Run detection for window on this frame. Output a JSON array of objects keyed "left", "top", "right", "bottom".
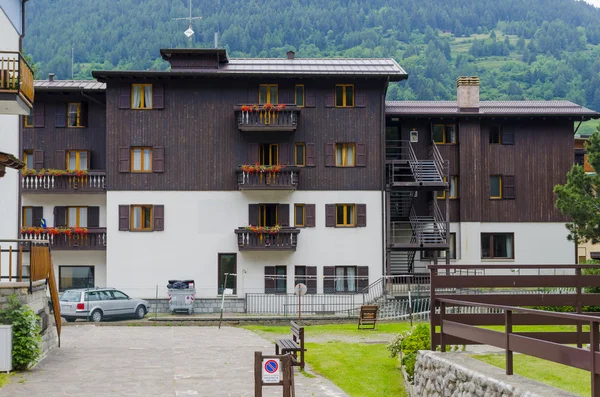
[
  {"left": 218, "top": 253, "right": 237, "bottom": 295},
  {"left": 275, "top": 266, "right": 287, "bottom": 294},
  {"left": 130, "top": 205, "right": 153, "bottom": 231},
  {"left": 259, "top": 144, "right": 278, "bottom": 166},
  {"left": 433, "top": 124, "right": 457, "bottom": 144},
  {"left": 23, "top": 151, "right": 33, "bottom": 169},
  {"left": 295, "top": 143, "right": 305, "bottom": 166},
  {"left": 67, "top": 103, "right": 82, "bottom": 127},
  {"left": 259, "top": 84, "right": 278, "bottom": 104},
  {"left": 110, "top": 290, "right": 129, "bottom": 300},
  {"left": 24, "top": 114, "right": 33, "bottom": 127},
  {"left": 490, "top": 175, "right": 502, "bottom": 199},
  {"left": 22, "top": 207, "right": 33, "bottom": 227},
  {"left": 335, "top": 84, "right": 354, "bottom": 107},
  {"left": 132, "top": 84, "right": 153, "bottom": 109},
  {"left": 489, "top": 125, "right": 501, "bottom": 144},
  {"left": 335, "top": 266, "right": 357, "bottom": 292},
  {"left": 336, "top": 204, "right": 355, "bottom": 227},
  {"left": 294, "top": 204, "right": 305, "bottom": 227},
  {"left": 67, "top": 207, "right": 88, "bottom": 227},
  {"left": 66, "top": 150, "right": 88, "bottom": 171},
  {"left": 294, "top": 266, "right": 316, "bottom": 294},
  {"left": 259, "top": 204, "right": 279, "bottom": 227},
  {"left": 481, "top": 233, "right": 514, "bottom": 259},
  {"left": 437, "top": 177, "right": 458, "bottom": 199},
  {"left": 335, "top": 143, "right": 355, "bottom": 167},
  {"left": 59, "top": 266, "right": 94, "bottom": 291},
  {"left": 423, "top": 232, "right": 457, "bottom": 260},
  {"left": 131, "top": 147, "right": 152, "bottom": 172},
  {"left": 295, "top": 85, "right": 304, "bottom": 107}
]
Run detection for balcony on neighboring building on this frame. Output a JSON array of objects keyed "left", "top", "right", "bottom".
[
  {"left": 22, "top": 171, "right": 106, "bottom": 193},
  {"left": 235, "top": 105, "right": 300, "bottom": 132},
  {"left": 21, "top": 228, "right": 107, "bottom": 251},
  {"left": 236, "top": 166, "right": 300, "bottom": 190},
  {"left": 234, "top": 227, "right": 300, "bottom": 251},
  {"left": 0, "top": 51, "right": 34, "bottom": 115}
]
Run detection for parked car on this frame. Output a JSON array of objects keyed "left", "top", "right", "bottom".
[{"left": 59, "top": 288, "right": 149, "bottom": 323}]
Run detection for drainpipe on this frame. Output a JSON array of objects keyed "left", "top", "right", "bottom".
[{"left": 381, "top": 78, "right": 389, "bottom": 279}]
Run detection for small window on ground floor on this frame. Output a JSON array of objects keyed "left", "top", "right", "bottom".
[
  {"left": 481, "top": 233, "right": 514, "bottom": 259},
  {"left": 218, "top": 253, "right": 237, "bottom": 295},
  {"left": 422, "top": 232, "right": 457, "bottom": 260},
  {"left": 59, "top": 266, "right": 94, "bottom": 291},
  {"left": 336, "top": 266, "right": 357, "bottom": 293},
  {"left": 265, "top": 266, "right": 287, "bottom": 294},
  {"left": 294, "top": 266, "right": 317, "bottom": 294}
]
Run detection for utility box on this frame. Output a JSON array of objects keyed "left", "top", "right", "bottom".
[{"left": 0, "top": 325, "right": 12, "bottom": 372}]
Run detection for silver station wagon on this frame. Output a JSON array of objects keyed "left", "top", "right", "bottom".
[{"left": 59, "top": 288, "right": 149, "bottom": 323}]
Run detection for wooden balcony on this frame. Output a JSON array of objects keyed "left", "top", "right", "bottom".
[
  {"left": 236, "top": 167, "right": 300, "bottom": 190},
  {"left": 21, "top": 228, "right": 107, "bottom": 251},
  {"left": 0, "top": 51, "right": 34, "bottom": 115},
  {"left": 235, "top": 106, "right": 300, "bottom": 132},
  {"left": 22, "top": 171, "right": 106, "bottom": 193},
  {"left": 235, "top": 227, "right": 300, "bottom": 251}
]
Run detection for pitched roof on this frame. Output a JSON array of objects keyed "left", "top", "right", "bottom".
[
  {"left": 0, "top": 152, "right": 25, "bottom": 170},
  {"left": 34, "top": 80, "right": 106, "bottom": 91},
  {"left": 385, "top": 100, "right": 599, "bottom": 118}
]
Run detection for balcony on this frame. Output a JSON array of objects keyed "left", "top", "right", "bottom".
[
  {"left": 0, "top": 51, "right": 34, "bottom": 115},
  {"left": 22, "top": 171, "right": 106, "bottom": 193},
  {"left": 21, "top": 228, "right": 107, "bottom": 251},
  {"left": 235, "top": 227, "right": 300, "bottom": 251},
  {"left": 236, "top": 166, "right": 300, "bottom": 190},
  {"left": 235, "top": 106, "right": 300, "bottom": 132}
]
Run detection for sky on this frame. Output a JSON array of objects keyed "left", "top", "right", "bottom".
[{"left": 582, "top": 0, "right": 600, "bottom": 7}]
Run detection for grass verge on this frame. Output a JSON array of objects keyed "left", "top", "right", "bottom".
[
  {"left": 243, "top": 322, "right": 415, "bottom": 337},
  {"left": 0, "top": 373, "right": 14, "bottom": 388}
]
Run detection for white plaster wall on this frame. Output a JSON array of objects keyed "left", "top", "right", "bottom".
[
  {"left": 107, "top": 191, "right": 383, "bottom": 298},
  {"left": 0, "top": 115, "right": 19, "bottom": 270},
  {"left": 51, "top": 251, "right": 107, "bottom": 289},
  {"left": 22, "top": 194, "right": 107, "bottom": 227},
  {"left": 0, "top": 5, "right": 20, "bottom": 49}
]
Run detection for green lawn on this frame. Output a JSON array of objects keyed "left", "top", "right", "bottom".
[
  {"left": 0, "top": 373, "right": 13, "bottom": 388},
  {"left": 243, "top": 322, "right": 415, "bottom": 337},
  {"left": 473, "top": 354, "right": 588, "bottom": 396}
]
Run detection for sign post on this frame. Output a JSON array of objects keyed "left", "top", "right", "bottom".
[
  {"left": 294, "top": 283, "right": 307, "bottom": 320},
  {"left": 254, "top": 352, "right": 294, "bottom": 397}
]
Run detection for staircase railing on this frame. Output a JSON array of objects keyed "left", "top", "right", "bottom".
[
  {"left": 429, "top": 141, "right": 449, "bottom": 181},
  {"left": 361, "top": 276, "right": 388, "bottom": 304},
  {"left": 432, "top": 198, "right": 448, "bottom": 245},
  {"left": 409, "top": 208, "right": 447, "bottom": 246}
]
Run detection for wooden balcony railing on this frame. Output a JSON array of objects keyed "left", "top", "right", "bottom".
[
  {"left": 21, "top": 228, "right": 107, "bottom": 251},
  {"left": 236, "top": 167, "right": 300, "bottom": 190},
  {"left": 0, "top": 51, "right": 34, "bottom": 107},
  {"left": 235, "top": 106, "right": 300, "bottom": 131},
  {"left": 22, "top": 171, "right": 106, "bottom": 193},
  {"left": 235, "top": 227, "right": 300, "bottom": 251}
]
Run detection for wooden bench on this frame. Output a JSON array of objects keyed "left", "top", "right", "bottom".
[
  {"left": 275, "top": 321, "right": 306, "bottom": 369},
  {"left": 358, "top": 305, "right": 378, "bottom": 330}
]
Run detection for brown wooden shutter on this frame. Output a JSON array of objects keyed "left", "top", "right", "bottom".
[
  {"left": 32, "top": 207, "right": 44, "bottom": 228},
  {"left": 503, "top": 175, "right": 515, "bottom": 200},
  {"left": 305, "top": 92, "right": 316, "bottom": 108},
  {"left": 118, "top": 147, "right": 130, "bottom": 173},
  {"left": 153, "top": 147, "right": 165, "bottom": 173},
  {"left": 306, "top": 143, "right": 316, "bottom": 167},
  {"left": 278, "top": 143, "right": 290, "bottom": 165},
  {"left": 502, "top": 128, "right": 515, "bottom": 145},
  {"left": 325, "top": 143, "right": 335, "bottom": 167},
  {"left": 119, "top": 205, "right": 130, "bottom": 231},
  {"left": 87, "top": 206, "right": 100, "bottom": 228},
  {"left": 264, "top": 266, "right": 276, "bottom": 294},
  {"left": 305, "top": 204, "right": 316, "bottom": 227},
  {"left": 33, "top": 150, "right": 44, "bottom": 170},
  {"left": 55, "top": 150, "right": 65, "bottom": 169},
  {"left": 278, "top": 204, "right": 290, "bottom": 226},
  {"left": 306, "top": 266, "right": 317, "bottom": 294},
  {"left": 323, "top": 266, "right": 335, "bottom": 293},
  {"left": 54, "top": 206, "right": 67, "bottom": 227},
  {"left": 357, "top": 204, "right": 367, "bottom": 227},
  {"left": 153, "top": 205, "right": 164, "bottom": 231},
  {"left": 153, "top": 84, "right": 164, "bottom": 109},
  {"left": 119, "top": 85, "right": 131, "bottom": 109},
  {"left": 325, "top": 92, "right": 334, "bottom": 107},
  {"left": 247, "top": 143, "right": 259, "bottom": 164},
  {"left": 325, "top": 204, "right": 336, "bottom": 227},
  {"left": 356, "top": 143, "right": 367, "bottom": 167},
  {"left": 355, "top": 93, "right": 366, "bottom": 108},
  {"left": 33, "top": 103, "right": 45, "bottom": 127},
  {"left": 80, "top": 102, "right": 89, "bottom": 127},
  {"left": 357, "top": 266, "right": 369, "bottom": 291},
  {"left": 55, "top": 104, "right": 66, "bottom": 127},
  {"left": 248, "top": 204, "right": 259, "bottom": 225}
]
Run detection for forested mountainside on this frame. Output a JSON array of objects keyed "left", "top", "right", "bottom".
[{"left": 23, "top": 0, "right": 600, "bottom": 110}]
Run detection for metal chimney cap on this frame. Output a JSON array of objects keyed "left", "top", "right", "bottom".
[
  {"left": 286, "top": 51, "right": 295, "bottom": 60},
  {"left": 48, "top": 73, "right": 55, "bottom": 82}
]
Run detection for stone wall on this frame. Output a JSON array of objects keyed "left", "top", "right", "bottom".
[
  {"left": 412, "top": 350, "right": 580, "bottom": 397},
  {"left": 146, "top": 298, "right": 246, "bottom": 314}
]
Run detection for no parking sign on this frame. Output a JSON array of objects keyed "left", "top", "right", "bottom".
[{"left": 262, "top": 358, "right": 280, "bottom": 383}]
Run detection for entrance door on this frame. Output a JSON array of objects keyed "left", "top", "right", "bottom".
[{"left": 218, "top": 253, "right": 237, "bottom": 295}]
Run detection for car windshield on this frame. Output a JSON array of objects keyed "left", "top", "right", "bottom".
[{"left": 60, "top": 291, "right": 81, "bottom": 302}]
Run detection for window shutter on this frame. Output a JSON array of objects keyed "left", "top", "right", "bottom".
[
  {"left": 355, "top": 92, "right": 366, "bottom": 108},
  {"left": 278, "top": 204, "right": 290, "bottom": 226},
  {"left": 55, "top": 150, "right": 65, "bottom": 169},
  {"left": 53, "top": 206, "right": 67, "bottom": 227},
  {"left": 33, "top": 150, "right": 44, "bottom": 171},
  {"left": 503, "top": 175, "right": 515, "bottom": 200},
  {"left": 305, "top": 92, "right": 316, "bottom": 108},
  {"left": 357, "top": 266, "right": 369, "bottom": 291},
  {"left": 356, "top": 143, "right": 367, "bottom": 167},
  {"left": 248, "top": 143, "right": 259, "bottom": 164},
  {"left": 325, "top": 92, "right": 334, "bottom": 108},
  {"left": 119, "top": 85, "right": 131, "bottom": 109},
  {"left": 264, "top": 266, "right": 276, "bottom": 294},
  {"left": 118, "top": 147, "right": 130, "bottom": 173},
  {"left": 305, "top": 204, "right": 316, "bottom": 227},
  {"left": 33, "top": 103, "right": 45, "bottom": 127},
  {"left": 118, "top": 205, "right": 130, "bottom": 231},
  {"left": 306, "top": 143, "right": 316, "bottom": 167},
  {"left": 80, "top": 102, "right": 89, "bottom": 127},
  {"left": 323, "top": 266, "right": 335, "bottom": 293},
  {"left": 325, "top": 204, "right": 336, "bottom": 227},
  {"left": 87, "top": 206, "right": 100, "bottom": 228},
  {"left": 325, "top": 143, "right": 335, "bottom": 167},
  {"left": 153, "top": 147, "right": 165, "bottom": 173},
  {"left": 32, "top": 207, "right": 44, "bottom": 228},
  {"left": 306, "top": 266, "right": 317, "bottom": 294},
  {"left": 153, "top": 205, "right": 164, "bottom": 231},
  {"left": 278, "top": 143, "right": 290, "bottom": 165},
  {"left": 357, "top": 204, "right": 367, "bottom": 227},
  {"left": 502, "top": 128, "right": 515, "bottom": 145},
  {"left": 248, "top": 204, "right": 259, "bottom": 225},
  {"left": 153, "top": 84, "right": 164, "bottom": 109},
  {"left": 55, "top": 104, "right": 66, "bottom": 127}
]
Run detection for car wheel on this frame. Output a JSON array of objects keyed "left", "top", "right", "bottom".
[
  {"left": 90, "top": 310, "right": 103, "bottom": 323},
  {"left": 64, "top": 317, "right": 76, "bottom": 323},
  {"left": 135, "top": 306, "right": 146, "bottom": 319}
]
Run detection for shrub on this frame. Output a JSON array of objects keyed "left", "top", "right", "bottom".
[
  {"left": 0, "top": 295, "right": 42, "bottom": 370},
  {"left": 387, "top": 323, "right": 430, "bottom": 380}
]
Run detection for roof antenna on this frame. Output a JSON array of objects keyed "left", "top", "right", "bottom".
[{"left": 172, "top": 0, "right": 203, "bottom": 45}]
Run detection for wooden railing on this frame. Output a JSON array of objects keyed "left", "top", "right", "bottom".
[
  {"left": 235, "top": 227, "right": 300, "bottom": 251},
  {"left": 22, "top": 171, "right": 106, "bottom": 193},
  {"left": 0, "top": 51, "right": 34, "bottom": 106},
  {"left": 21, "top": 228, "right": 107, "bottom": 250},
  {"left": 235, "top": 106, "right": 300, "bottom": 131},
  {"left": 236, "top": 167, "right": 300, "bottom": 190}
]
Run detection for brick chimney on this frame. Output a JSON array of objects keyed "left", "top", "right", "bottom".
[
  {"left": 286, "top": 51, "right": 295, "bottom": 60},
  {"left": 48, "top": 73, "right": 55, "bottom": 82},
  {"left": 456, "top": 76, "right": 480, "bottom": 111}
]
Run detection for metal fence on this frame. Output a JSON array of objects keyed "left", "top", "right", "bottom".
[{"left": 245, "top": 293, "right": 361, "bottom": 316}]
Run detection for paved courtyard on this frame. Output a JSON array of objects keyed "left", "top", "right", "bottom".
[{"left": 0, "top": 326, "right": 350, "bottom": 397}]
